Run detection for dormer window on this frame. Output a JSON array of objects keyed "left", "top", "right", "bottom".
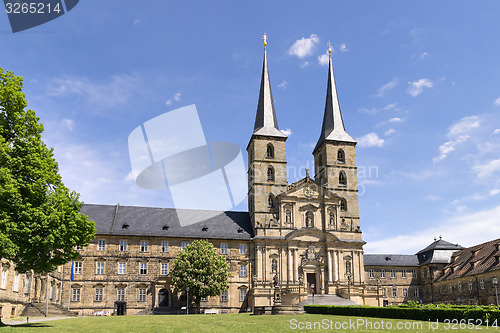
[
  {"left": 162, "top": 225, "right": 169, "bottom": 230},
  {"left": 339, "top": 171, "right": 347, "bottom": 186},
  {"left": 337, "top": 149, "right": 345, "bottom": 163},
  {"left": 121, "top": 224, "right": 129, "bottom": 229},
  {"left": 266, "top": 144, "right": 274, "bottom": 159}
]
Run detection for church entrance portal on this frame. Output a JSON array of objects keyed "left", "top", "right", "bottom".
[
  {"left": 158, "top": 289, "right": 169, "bottom": 307},
  {"left": 115, "top": 302, "right": 126, "bottom": 315},
  {"left": 307, "top": 273, "right": 317, "bottom": 294}
]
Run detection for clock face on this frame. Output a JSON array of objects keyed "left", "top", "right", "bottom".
[{"left": 304, "top": 187, "right": 313, "bottom": 198}]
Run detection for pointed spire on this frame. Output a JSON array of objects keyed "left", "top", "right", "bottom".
[
  {"left": 253, "top": 34, "right": 287, "bottom": 138},
  {"left": 314, "top": 43, "right": 355, "bottom": 152}
]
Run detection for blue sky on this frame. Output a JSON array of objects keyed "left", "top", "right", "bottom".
[{"left": 2, "top": 1, "right": 500, "bottom": 254}]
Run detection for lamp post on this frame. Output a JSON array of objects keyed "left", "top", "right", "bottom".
[
  {"left": 492, "top": 277, "right": 499, "bottom": 310},
  {"left": 186, "top": 287, "right": 189, "bottom": 315}
]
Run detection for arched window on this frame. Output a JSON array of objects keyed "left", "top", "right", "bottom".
[
  {"left": 267, "top": 166, "right": 275, "bottom": 181},
  {"left": 337, "top": 149, "right": 345, "bottom": 163},
  {"left": 268, "top": 195, "right": 274, "bottom": 208},
  {"left": 339, "top": 171, "right": 347, "bottom": 186},
  {"left": 266, "top": 144, "right": 274, "bottom": 159},
  {"left": 340, "top": 198, "right": 347, "bottom": 212}
]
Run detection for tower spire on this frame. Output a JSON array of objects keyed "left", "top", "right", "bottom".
[
  {"left": 314, "top": 43, "right": 355, "bottom": 152},
  {"left": 253, "top": 34, "right": 286, "bottom": 138}
]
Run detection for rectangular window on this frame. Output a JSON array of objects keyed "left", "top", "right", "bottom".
[
  {"left": 449, "top": 284, "right": 453, "bottom": 294},
  {"left": 140, "top": 263, "right": 147, "bottom": 275},
  {"left": 239, "top": 289, "right": 247, "bottom": 302},
  {"left": 96, "top": 262, "right": 104, "bottom": 275},
  {"left": 369, "top": 269, "right": 374, "bottom": 278},
  {"left": 403, "top": 288, "right": 408, "bottom": 297},
  {"left": 414, "top": 288, "right": 419, "bottom": 297},
  {"left": 161, "top": 242, "right": 168, "bottom": 253},
  {"left": 412, "top": 269, "right": 417, "bottom": 278},
  {"left": 138, "top": 288, "right": 147, "bottom": 302},
  {"left": 440, "top": 286, "right": 444, "bottom": 295},
  {"left": 181, "top": 242, "right": 188, "bottom": 251},
  {"left": 98, "top": 239, "right": 105, "bottom": 251},
  {"left": 74, "top": 262, "right": 82, "bottom": 275},
  {"left": 221, "top": 243, "right": 228, "bottom": 255},
  {"left": 391, "top": 270, "right": 396, "bottom": 278},
  {"left": 380, "top": 270, "right": 385, "bottom": 279},
  {"left": 120, "top": 240, "right": 127, "bottom": 252},
  {"left": 458, "top": 282, "right": 462, "bottom": 293},
  {"left": 141, "top": 241, "right": 148, "bottom": 252},
  {"left": 117, "top": 288, "right": 125, "bottom": 301},
  {"left": 480, "top": 278, "right": 485, "bottom": 290},
  {"left": 402, "top": 270, "right": 407, "bottom": 278},
  {"left": 72, "top": 288, "right": 81, "bottom": 302},
  {"left": 240, "top": 244, "right": 247, "bottom": 255},
  {"left": 382, "top": 288, "right": 386, "bottom": 297},
  {"left": 220, "top": 289, "right": 228, "bottom": 302},
  {"left": 95, "top": 288, "right": 103, "bottom": 302},
  {"left": 422, "top": 270, "right": 425, "bottom": 279},
  {"left": 161, "top": 263, "right": 168, "bottom": 276},
  {"left": 392, "top": 287, "right": 397, "bottom": 298},
  {"left": 240, "top": 265, "right": 247, "bottom": 277},
  {"left": 118, "top": 262, "right": 126, "bottom": 275},
  {"left": 469, "top": 280, "right": 473, "bottom": 291}
]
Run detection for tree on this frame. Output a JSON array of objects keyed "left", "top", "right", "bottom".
[
  {"left": 0, "top": 68, "right": 95, "bottom": 274},
  {"left": 170, "top": 240, "right": 230, "bottom": 313}
]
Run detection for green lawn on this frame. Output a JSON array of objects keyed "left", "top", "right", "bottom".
[{"left": 3, "top": 313, "right": 500, "bottom": 332}]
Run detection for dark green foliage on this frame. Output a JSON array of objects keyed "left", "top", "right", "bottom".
[
  {"left": 0, "top": 68, "right": 95, "bottom": 273},
  {"left": 304, "top": 304, "right": 500, "bottom": 324}
]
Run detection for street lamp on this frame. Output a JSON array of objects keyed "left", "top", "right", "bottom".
[
  {"left": 492, "top": 277, "right": 499, "bottom": 310},
  {"left": 186, "top": 287, "right": 189, "bottom": 315}
]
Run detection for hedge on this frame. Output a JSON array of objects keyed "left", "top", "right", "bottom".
[{"left": 303, "top": 305, "right": 500, "bottom": 324}]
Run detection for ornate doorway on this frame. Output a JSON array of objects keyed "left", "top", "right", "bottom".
[
  {"left": 158, "top": 288, "right": 169, "bottom": 307},
  {"left": 307, "top": 273, "right": 317, "bottom": 294}
]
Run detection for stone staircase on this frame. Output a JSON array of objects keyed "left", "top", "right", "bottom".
[
  {"left": 299, "top": 294, "right": 360, "bottom": 308},
  {"left": 21, "top": 302, "right": 78, "bottom": 317}
]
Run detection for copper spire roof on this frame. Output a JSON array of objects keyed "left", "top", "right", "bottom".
[{"left": 314, "top": 47, "right": 356, "bottom": 152}]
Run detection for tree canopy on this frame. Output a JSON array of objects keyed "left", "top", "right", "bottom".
[
  {"left": 169, "top": 240, "right": 230, "bottom": 310},
  {"left": 0, "top": 68, "right": 95, "bottom": 273}
]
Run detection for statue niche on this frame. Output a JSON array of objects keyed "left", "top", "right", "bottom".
[{"left": 305, "top": 211, "right": 314, "bottom": 228}]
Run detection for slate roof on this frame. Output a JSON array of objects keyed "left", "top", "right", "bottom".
[
  {"left": 416, "top": 239, "right": 464, "bottom": 255},
  {"left": 81, "top": 204, "right": 253, "bottom": 240},
  {"left": 434, "top": 238, "right": 500, "bottom": 282},
  {"left": 364, "top": 254, "right": 419, "bottom": 267}
]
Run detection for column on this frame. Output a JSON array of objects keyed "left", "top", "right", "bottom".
[
  {"left": 359, "top": 251, "right": 365, "bottom": 283},
  {"left": 327, "top": 250, "right": 332, "bottom": 283},
  {"left": 256, "top": 247, "right": 262, "bottom": 280},
  {"left": 333, "top": 250, "right": 339, "bottom": 281},
  {"left": 287, "top": 248, "right": 292, "bottom": 283},
  {"left": 262, "top": 248, "right": 266, "bottom": 282},
  {"left": 338, "top": 251, "right": 344, "bottom": 281},
  {"left": 293, "top": 249, "right": 298, "bottom": 283},
  {"left": 320, "top": 267, "right": 325, "bottom": 294},
  {"left": 352, "top": 251, "right": 359, "bottom": 283}
]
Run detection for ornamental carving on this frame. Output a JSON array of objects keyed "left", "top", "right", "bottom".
[{"left": 300, "top": 243, "right": 323, "bottom": 266}]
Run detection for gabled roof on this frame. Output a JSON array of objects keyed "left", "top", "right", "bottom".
[
  {"left": 314, "top": 51, "right": 356, "bottom": 152},
  {"left": 364, "top": 254, "right": 419, "bottom": 267},
  {"left": 416, "top": 239, "right": 464, "bottom": 255},
  {"left": 81, "top": 204, "right": 253, "bottom": 240},
  {"left": 434, "top": 238, "right": 500, "bottom": 282},
  {"left": 252, "top": 46, "right": 287, "bottom": 138}
]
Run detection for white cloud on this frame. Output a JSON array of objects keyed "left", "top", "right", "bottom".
[
  {"left": 364, "top": 205, "right": 500, "bottom": 254},
  {"left": 472, "top": 159, "right": 500, "bottom": 178},
  {"left": 288, "top": 34, "right": 320, "bottom": 58},
  {"left": 407, "top": 78, "right": 433, "bottom": 97},
  {"left": 424, "top": 194, "right": 441, "bottom": 201},
  {"left": 358, "top": 107, "right": 378, "bottom": 114},
  {"left": 317, "top": 53, "right": 329, "bottom": 66},
  {"left": 277, "top": 81, "right": 288, "bottom": 90},
  {"left": 133, "top": 18, "right": 141, "bottom": 26},
  {"left": 447, "top": 116, "right": 480, "bottom": 137},
  {"left": 432, "top": 135, "right": 470, "bottom": 163},
  {"left": 166, "top": 92, "right": 181, "bottom": 106},
  {"left": 388, "top": 117, "right": 404, "bottom": 123},
  {"left": 384, "top": 128, "right": 396, "bottom": 136},
  {"left": 490, "top": 189, "right": 500, "bottom": 196},
  {"left": 165, "top": 100, "right": 172, "bottom": 106},
  {"left": 300, "top": 61, "right": 310, "bottom": 68},
  {"left": 356, "top": 132, "right": 385, "bottom": 148},
  {"left": 494, "top": 97, "right": 500, "bottom": 106},
  {"left": 339, "top": 43, "right": 348, "bottom": 52},
  {"left": 61, "top": 119, "right": 74, "bottom": 131},
  {"left": 494, "top": 129, "right": 500, "bottom": 134},
  {"left": 373, "top": 78, "right": 398, "bottom": 97},
  {"left": 280, "top": 128, "right": 292, "bottom": 136},
  {"left": 383, "top": 103, "right": 398, "bottom": 111},
  {"left": 418, "top": 52, "right": 429, "bottom": 60}
]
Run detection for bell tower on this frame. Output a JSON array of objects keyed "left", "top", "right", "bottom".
[
  {"left": 247, "top": 34, "right": 288, "bottom": 236},
  {"left": 313, "top": 44, "right": 360, "bottom": 233}
]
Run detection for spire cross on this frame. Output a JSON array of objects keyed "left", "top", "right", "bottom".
[
  {"left": 263, "top": 33, "right": 268, "bottom": 47},
  {"left": 327, "top": 41, "right": 332, "bottom": 55}
]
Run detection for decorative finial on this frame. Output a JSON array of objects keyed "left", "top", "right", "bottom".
[
  {"left": 434, "top": 237, "right": 437, "bottom": 241},
  {"left": 263, "top": 33, "right": 268, "bottom": 48},
  {"left": 305, "top": 168, "right": 309, "bottom": 178},
  {"left": 439, "top": 235, "right": 442, "bottom": 240},
  {"left": 328, "top": 41, "right": 332, "bottom": 55}
]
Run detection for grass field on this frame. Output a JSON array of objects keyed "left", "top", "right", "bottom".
[{"left": 3, "top": 313, "right": 500, "bottom": 332}]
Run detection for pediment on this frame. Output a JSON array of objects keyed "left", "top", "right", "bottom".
[
  {"left": 285, "top": 228, "right": 339, "bottom": 242},
  {"left": 278, "top": 177, "right": 340, "bottom": 201}
]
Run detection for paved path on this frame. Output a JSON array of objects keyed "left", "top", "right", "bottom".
[{"left": 3, "top": 316, "right": 75, "bottom": 326}]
